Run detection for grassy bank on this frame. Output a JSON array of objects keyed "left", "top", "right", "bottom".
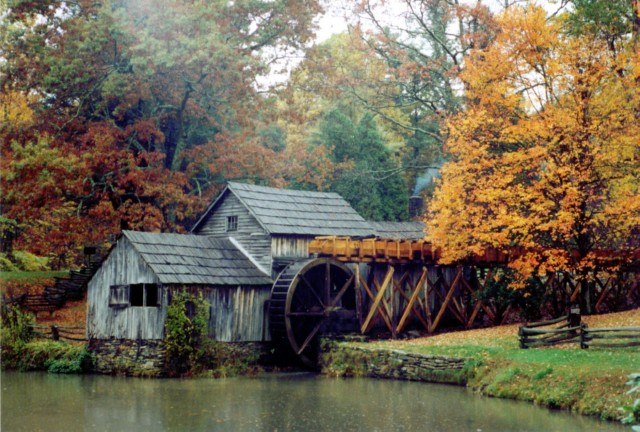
[
  {"left": 0, "top": 271, "right": 69, "bottom": 283},
  {"left": 1, "top": 339, "right": 93, "bottom": 373},
  {"left": 332, "top": 309, "right": 639, "bottom": 421}
]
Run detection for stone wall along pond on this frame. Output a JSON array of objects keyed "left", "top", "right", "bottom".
[
  {"left": 320, "top": 343, "right": 470, "bottom": 385},
  {"left": 89, "top": 338, "right": 273, "bottom": 377},
  {"left": 89, "top": 338, "right": 167, "bottom": 377}
]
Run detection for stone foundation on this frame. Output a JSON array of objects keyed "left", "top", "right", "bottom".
[
  {"left": 89, "top": 338, "right": 167, "bottom": 376},
  {"left": 320, "top": 343, "right": 469, "bottom": 384},
  {"left": 89, "top": 338, "right": 274, "bottom": 377}
]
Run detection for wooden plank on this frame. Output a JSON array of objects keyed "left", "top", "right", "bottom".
[
  {"left": 430, "top": 273, "right": 466, "bottom": 325},
  {"left": 361, "top": 267, "right": 394, "bottom": 334},
  {"left": 373, "top": 276, "right": 396, "bottom": 337},
  {"left": 424, "top": 272, "right": 432, "bottom": 329},
  {"left": 360, "top": 275, "right": 394, "bottom": 333},
  {"left": 451, "top": 297, "right": 467, "bottom": 325},
  {"left": 392, "top": 272, "right": 429, "bottom": 331},
  {"left": 391, "top": 270, "right": 411, "bottom": 326},
  {"left": 595, "top": 276, "right": 613, "bottom": 312},
  {"left": 355, "top": 265, "right": 363, "bottom": 327},
  {"left": 429, "top": 268, "right": 462, "bottom": 333},
  {"left": 396, "top": 268, "right": 428, "bottom": 333},
  {"left": 499, "top": 304, "right": 513, "bottom": 325},
  {"left": 569, "top": 280, "right": 581, "bottom": 303},
  {"left": 466, "top": 301, "right": 483, "bottom": 329}
]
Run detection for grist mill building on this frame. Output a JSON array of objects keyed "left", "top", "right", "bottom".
[{"left": 86, "top": 182, "right": 424, "bottom": 373}]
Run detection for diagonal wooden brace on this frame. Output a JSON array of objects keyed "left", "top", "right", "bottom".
[
  {"left": 396, "top": 267, "right": 428, "bottom": 333},
  {"left": 360, "top": 275, "right": 394, "bottom": 333},
  {"left": 429, "top": 267, "right": 462, "bottom": 333},
  {"left": 361, "top": 267, "right": 394, "bottom": 334}
]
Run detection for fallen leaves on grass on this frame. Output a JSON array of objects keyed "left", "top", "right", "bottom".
[
  {"left": 0, "top": 278, "right": 52, "bottom": 297},
  {"left": 37, "top": 299, "right": 87, "bottom": 329},
  {"left": 582, "top": 309, "right": 640, "bottom": 328},
  {"left": 394, "top": 308, "right": 639, "bottom": 350}
]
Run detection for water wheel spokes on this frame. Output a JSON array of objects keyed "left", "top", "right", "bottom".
[{"left": 269, "top": 258, "right": 356, "bottom": 367}]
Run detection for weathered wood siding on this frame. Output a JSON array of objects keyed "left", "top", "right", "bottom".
[
  {"left": 193, "top": 192, "right": 272, "bottom": 271},
  {"left": 271, "top": 235, "right": 312, "bottom": 259},
  {"left": 202, "top": 286, "right": 271, "bottom": 342},
  {"left": 88, "top": 237, "right": 272, "bottom": 342},
  {"left": 87, "top": 237, "right": 167, "bottom": 340}
]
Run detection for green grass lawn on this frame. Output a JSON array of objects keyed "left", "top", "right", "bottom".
[
  {"left": 342, "top": 309, "right": 640, "bottom": 421},
  {"left": 0, "top": 271, "right": 69, "bottom": 282}
]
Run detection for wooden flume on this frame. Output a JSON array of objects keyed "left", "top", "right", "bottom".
[{"left": 268, "top": 236, "right": 639, "bottom": 365}]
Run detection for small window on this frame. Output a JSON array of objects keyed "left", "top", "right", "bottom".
[
  {"left": 146, "top": 284, "right": 159, "bottom": 306},
  {"left": 130, "top": 284, "right": 144, "bottom": 306},
  {"left": 109, "top": 285, "right": 129, "bottom": 308},
  {"left": 226, "top": 215, "right": 238, "bottom": 232},
  {"left": 109, "top": 283, "right": 159, "bottom": 308}
]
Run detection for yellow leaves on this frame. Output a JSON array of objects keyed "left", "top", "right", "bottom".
[
  {"left": 428, "top": 4, "right": 640, "bottom": 284},
  {"left": 0, "top": 91, "right": 34, "bottom": 132}
]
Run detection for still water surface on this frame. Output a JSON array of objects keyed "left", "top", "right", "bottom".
[{"left": 1, "top": 371, "right": 625, "bottom": 432}]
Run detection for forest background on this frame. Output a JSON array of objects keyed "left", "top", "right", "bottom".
[{"left": 1, "top": 0, "right": 638, "bottom": 285}]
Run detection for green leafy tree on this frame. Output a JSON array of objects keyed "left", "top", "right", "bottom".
[
  {"left": 317, "top": 109, "right": 409, "bottom": 221},
  {"left": 351, "top": 0, "right": 498, "bottom": 188}
]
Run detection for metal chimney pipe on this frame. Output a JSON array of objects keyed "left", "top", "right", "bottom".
[{"left": 409, "top": 195, "right": 424, "bottom": 219}]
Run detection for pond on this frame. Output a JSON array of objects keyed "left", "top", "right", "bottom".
[{"left": 1, "top": 371, "right": 625, "bottom": 432}]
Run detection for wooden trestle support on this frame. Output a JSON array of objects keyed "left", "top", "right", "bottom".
[
  {"left": 268, "top": 236, "right": 639, "bottom": 365},
  {"left": 308, "top": 237, "right": 640, "bottom": 336}
]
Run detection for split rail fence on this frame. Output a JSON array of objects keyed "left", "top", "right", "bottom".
[
  {"left": 31, "top": 325, "right": 86, "bottom": 342},
  {"left": 580, "top": 326, "right": 640, "bottom": 349},
  {"left": 519, "top": 311, "right": 640, "bottom": 349}
]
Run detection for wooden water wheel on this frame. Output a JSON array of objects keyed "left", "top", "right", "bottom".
[{"left": 269, "top": 258, "right": 356, "bottom": 367}]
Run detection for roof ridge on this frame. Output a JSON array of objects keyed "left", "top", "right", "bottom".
[{"left": 228, "top": 181, "right": 341, "bottom": 197}]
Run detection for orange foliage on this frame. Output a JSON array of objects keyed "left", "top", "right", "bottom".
[{"left": 427, "top": 5, "right": 640, "bottom": 284}]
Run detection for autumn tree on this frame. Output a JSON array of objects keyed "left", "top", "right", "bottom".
[
  {"left": 427, "top": 5, "right": 640, "bottom": 310},
  {"left": 1, "top": 0, "right": 323, "bottom": 264}
]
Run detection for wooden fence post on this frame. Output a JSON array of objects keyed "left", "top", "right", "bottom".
[
  {"left": 580, "top": 324, "right": 588, "bottom": 349},
  {"left": 51, "top": 325, "right": 59, "bottom": 341},
  {"left": 518, "top": 326, "right": 527, "bottom": 349}
]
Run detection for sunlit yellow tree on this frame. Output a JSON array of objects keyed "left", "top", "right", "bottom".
[{"left": 427, "top": 6, "right": 640, "bottom": 301}]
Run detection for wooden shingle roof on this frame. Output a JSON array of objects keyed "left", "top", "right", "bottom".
[
  {"left": 123, "top": 231, "right": 272, "bottom": 286},
  {"left": 369, "top": 221, "right": 426, "bottom": 240},
  {"left": 193, "top": 182, "right": 376, "bottom": 237}
]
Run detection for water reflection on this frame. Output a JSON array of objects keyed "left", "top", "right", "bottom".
[{"left": 1, "top": 372, "right": 624, "bottom": 432}]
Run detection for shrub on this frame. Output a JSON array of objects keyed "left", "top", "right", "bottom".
[
  {"left": 0, "top": 304, "right": 35, "bottom": 367},
  {"left": 621, "top": 373, "right": 640, "bottom": 430},
  {"left": 12, "top": 250, "right": 49, "bottom": 271},
  {"left": 0, "top": 253, "right": 18, "bottom": 271},
  {"left": 200, "top": 342, "right": 264, "bottom": 378},
  {"left": 1, "top": 339, "right": 93, "bottom": 373},
  {"left": 1, "top": 303, "right": 34, "bottom": 343},
  {"left": 164, "top": 290, "right": 209, "bottom": 376},
  {"left": 0, "top": 306, "right": 93, "bottom": 373},
  {"left": 16, "top": 340, "right": 68, "bottom": 371},
  {"left": 45, "top": 346, "right": 94, "bottom": 374}
]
